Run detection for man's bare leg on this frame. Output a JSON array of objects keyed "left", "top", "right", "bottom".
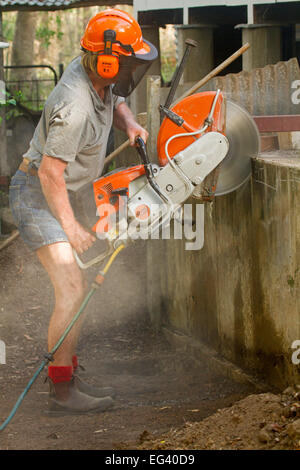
[
  {"left": 36, "top": 241, "right": 114, "bottom": 414},
  {"left": 36, "top": 241, "right": 86, "bottom": 366}
]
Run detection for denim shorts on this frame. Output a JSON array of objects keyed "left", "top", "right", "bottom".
[{"left": 9, "top": 170, "right": 69, "bottom": 251}]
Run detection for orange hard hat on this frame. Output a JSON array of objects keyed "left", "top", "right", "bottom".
[
  {"left": 80, "top": 8, "right": 151, "bottom": 56},
  {"left": 80, "top": 8, "right": 158, "bottom": 96}
]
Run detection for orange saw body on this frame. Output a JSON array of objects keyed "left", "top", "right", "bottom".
[
  {"left": 91, "top": 91, "right": 225, "bottom": 236},
  {"left": 72, "top": 90, "right": 260, "bottom": 269},
  {"left": 157, "top": 91, "right": 226, "bottom": 166},
  {"left": 92, "top": 164, "right": 146, "bottom": 234}
]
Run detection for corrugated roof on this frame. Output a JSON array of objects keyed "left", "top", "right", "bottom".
[
  {"left": 1, "top": 0, "right": 72, "bottom": 8},
  {"left": 0, "top": 0, "right": 131, "bottom": 11},
  {"left": 205, "top": 58, "right": 300, "bottom": 116}
]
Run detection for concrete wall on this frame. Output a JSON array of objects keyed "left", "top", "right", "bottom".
[{"left": 147, "top": 152, "right": 300, "bottom": 389}]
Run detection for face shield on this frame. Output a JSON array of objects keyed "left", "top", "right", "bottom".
[{"left": 112, "top": 40, "right": 158, "bottom": 98}]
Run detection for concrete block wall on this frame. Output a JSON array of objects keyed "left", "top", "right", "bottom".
[{"left": 147, "top": 152, "right": 300, "bottom": 389}]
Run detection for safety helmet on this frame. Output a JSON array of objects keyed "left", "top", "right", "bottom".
[{"left": 80, "top": 9, "right": 158, "bottom": 97}]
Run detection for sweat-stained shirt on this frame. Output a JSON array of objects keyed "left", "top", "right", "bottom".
[{"left": 23, "top": 56, "right": 125, "bottom": 192}]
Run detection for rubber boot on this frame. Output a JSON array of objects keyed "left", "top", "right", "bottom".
[
  {"left": 72, "top": 356, "right": 116, "bottom": 398},
  {"left": 73, "top": 375, "right": 116, "bottom": 399},
  {"left": 46, "top": 377, "right": 114, "bottom": 416}
]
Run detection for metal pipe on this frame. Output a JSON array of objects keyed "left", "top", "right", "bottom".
[{"left": 163, "top": 38, "right": 198, "bottom": 112}]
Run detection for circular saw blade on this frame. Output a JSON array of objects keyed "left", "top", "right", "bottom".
[{"left": 215, "top": 99, "right": 260, "bottom": 196}]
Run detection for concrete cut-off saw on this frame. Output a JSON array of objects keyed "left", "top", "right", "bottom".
[{"left": 71, "top": 89, "right": 260, "bottom": 269}]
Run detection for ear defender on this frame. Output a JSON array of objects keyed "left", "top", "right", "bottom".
[
  {"left": 97, "top": 29, "right": 119, "bottom": 79},
  {"left": 97, "top": 54, "right": 119, "bottom": 78}
]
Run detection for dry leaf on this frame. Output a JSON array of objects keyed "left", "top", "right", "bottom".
[{"left": 24, "top": 334, "right": 33, "bottom": 341}]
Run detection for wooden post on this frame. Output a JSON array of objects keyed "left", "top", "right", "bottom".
[
  {"left": 146, "top": 75, "right": 161, "bottom": 163},
  {"left": 0, "top": 11, "right": 9, "bottom": 178}
]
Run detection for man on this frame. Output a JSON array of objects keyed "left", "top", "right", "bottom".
[{"left": 9, "top": 9, "right": 157, "bottom": 415}]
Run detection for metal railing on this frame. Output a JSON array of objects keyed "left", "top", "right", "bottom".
[{"left": 4, "top": 64, "right": 63, "bottom": 111}]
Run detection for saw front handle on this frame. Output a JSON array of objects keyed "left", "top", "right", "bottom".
[
  {"left": 135, "top": 136, "right": 169, "bottom": 204},
  {"left": 73, "top": 244, "right": 114, "bottom": 270}
]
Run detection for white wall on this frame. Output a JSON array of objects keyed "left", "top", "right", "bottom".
[{"left": 134, "top": 0, "right": 300, "bottom": 24}]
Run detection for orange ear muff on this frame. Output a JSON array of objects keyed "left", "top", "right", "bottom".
[
  {"left": 97, "top": 54, "right": 119, "bottom": 79},
  {"left": 96, "top": 29, "right": 120, "bottom": 79}
]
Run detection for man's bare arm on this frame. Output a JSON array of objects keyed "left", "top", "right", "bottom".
[
  {"left": 38, "top": 155, "right": 95, "bottom": 254},
  {"left": 113, "top": 101, "right": 148, "bottom": 145}
]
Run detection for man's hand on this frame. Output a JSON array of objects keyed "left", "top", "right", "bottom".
[
  {"left": 126, "top": 121, "right": 148, "bottom": 147},
  {"left": 113, "top": 101, "right": 149, "bottom": 146},
  {"left": 63, "top": 220, "right": 96, "bottom": 255}
]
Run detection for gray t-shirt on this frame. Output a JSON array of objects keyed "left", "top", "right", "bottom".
[{"left": 23, "top": 56, "right": 125, "bottom": 191}]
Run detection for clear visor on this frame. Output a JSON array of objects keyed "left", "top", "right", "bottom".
[{"left": 112, "top": 39, "right": 158, "bottom": 97}]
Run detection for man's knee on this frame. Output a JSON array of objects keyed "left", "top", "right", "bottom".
[
  {"left": 37, "top": 242, "right": 87, "bottom": 304},
  {"left": 57, "top": 274, "right": 86, "bottom": 303}
]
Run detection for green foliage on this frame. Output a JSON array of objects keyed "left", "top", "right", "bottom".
[
  {"left": 2, "top": 13, "right": 16, "bottom": 42},
  {"left": 55, "top": 15, "right": 64, "bottom": 41},
  {"left": 36, "top": 14, "right": 64, "bottom": 49},
  {"left": 0, "top": 90, "right": 23, "bottom": 124},
  {"left": 159, "top": 26, "right": 177, "bottom": 85},
  {"left": 161, "top": 56, "right": 177, "bottom": 84},
  {"left": 107, "top": 161, "right": 116, "bottom": 173},
  {"left": 35, "top": 25, "right": 56, "bottom": 49}
]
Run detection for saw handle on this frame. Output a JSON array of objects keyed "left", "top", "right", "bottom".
[
  {"left": 135, "top": 137, "right": 169, "bottom": 203},
  {"left": 135, "top": 136, "right": 155, "bottom": 180}
]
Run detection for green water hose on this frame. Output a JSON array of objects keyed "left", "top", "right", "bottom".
[{"left": 0, "top": 244, "right": 125, "bottom": 432}]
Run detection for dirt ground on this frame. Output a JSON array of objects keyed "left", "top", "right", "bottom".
[{"left": 0, "top": 236, "right": 299, "bottom": 450}]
